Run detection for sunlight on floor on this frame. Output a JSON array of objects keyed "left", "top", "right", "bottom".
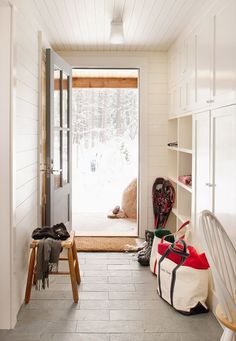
[{"left": 73, "top": 212, "right": 137, "bottom": 236}]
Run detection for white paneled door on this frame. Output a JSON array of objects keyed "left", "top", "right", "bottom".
[
  {"left": 194, "top": 105, "right": 236, "bottom": 245},
  {"left": 195, "top": 13, "right": 211, "bottom": 109},
  {"left": 212, "top": 0, "right": 236, "bottom": 106},
  {"left": 193, "top": 111, "right": 211, "bottom": 227},
  {"left": 211, "top": 105, "right": 236, "bottom": 243}
]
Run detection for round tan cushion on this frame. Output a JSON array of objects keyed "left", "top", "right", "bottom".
[{"left": 121, "top": 178, "right": 137, "bottom": 219}]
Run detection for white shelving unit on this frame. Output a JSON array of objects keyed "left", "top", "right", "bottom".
[{"left": 166, "top": 114, "right": 192, "bottom": 232}]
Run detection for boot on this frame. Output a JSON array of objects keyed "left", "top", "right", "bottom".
[
  {"left": 137, "top": 230, "right": 154, "bottom": 257},
  {"left": 137, "top": 231, "right": 154, "bottom": 266}
]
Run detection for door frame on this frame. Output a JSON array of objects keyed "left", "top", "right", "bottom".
[{"left": 58, "top": 52, "right": 149, "bottom": 238}]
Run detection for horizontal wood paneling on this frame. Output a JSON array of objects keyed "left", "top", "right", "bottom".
[
  {"left": 16, "top": 116, "right": 38, "bottom": 135},
  {"left": 15, "top": 191, "right": 37, "bottom": 226},
  {"left": 12, "top": 0, "right": 41, "bottom": 324},
  {"left": 33, "top": 0, "right": 207, "bottom": 51},
  {"left": 72, "top": 77, "right": 138, "bottom": 89},
  {"left": 16, "top": 134, "right": 38, "bottom": 153},
  {"left": 16, "top": 177, "right": 37, "bottom": 207},
  {"left": 16, "top": 80, "right": 38, "bottom": 107},
  {"left": 15, "top": 97, "right": 38, "bottom": 120},
  {"left": 16, "top": 164, "right": 37, "bottom": 189},
  {"left": 15, "top": 149, "right": 38, "bottom": 171},
  {"left": 16, "top": 63, "right": 38, "bottom": 91}
]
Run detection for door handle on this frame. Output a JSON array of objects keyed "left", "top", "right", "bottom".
[
  {"left": 206, "top": 99, "right": 214, "bottom": 104},
  {"left": 205, "top": 183, "right": 215, "bottom": 187},
  {"left": 40, "top": 166, "right": 62, "bottom": 174},
  {"left": 51, "top": 168, "right": 62, "bottom": 174}
]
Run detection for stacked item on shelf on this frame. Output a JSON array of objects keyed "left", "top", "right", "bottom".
[{"left": 178, "top": 175, "right": 192, "bottom": 187}]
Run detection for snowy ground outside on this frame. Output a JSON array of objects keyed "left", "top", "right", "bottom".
[
  {"left": 72, "top": 86, "right": 138, "bottom": 235},
  {"left": 72, "top": 138, "right": 138, "bottom": 213}
]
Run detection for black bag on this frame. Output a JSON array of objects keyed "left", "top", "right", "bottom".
[{"left": 32, "top": 223, "right": 70, "bottom": 241}]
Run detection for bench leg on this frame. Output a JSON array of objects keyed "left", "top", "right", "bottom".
[
  {"left": 25, "top": 247, "right": 36, "bottom": 304},
  {"left": 68, "top": 247, "right": 78, "bottom": 303},
  {"left": 72, "top": 240, "right": 81, "bottom": 285}
]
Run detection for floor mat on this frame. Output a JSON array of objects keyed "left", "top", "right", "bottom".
[{"left": 75, "top": 236, "right": 143, "bottom": 252}]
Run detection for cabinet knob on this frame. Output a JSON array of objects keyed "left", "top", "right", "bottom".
[{"left": 206, "top": 99, "right": 214, "bottom": 104}]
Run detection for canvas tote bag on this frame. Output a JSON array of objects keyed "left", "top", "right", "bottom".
[
  {"left": 156, "top": 240, "right": 209, "bottom": 315},
  {"left": 150, "top": 221, "right": 191, "bottom": 274}
]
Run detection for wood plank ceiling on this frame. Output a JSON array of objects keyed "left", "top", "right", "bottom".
[{"left": 34, "top": 0, "right": 206, "bottom": 51}]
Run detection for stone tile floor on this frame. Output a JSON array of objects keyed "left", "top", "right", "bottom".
[{"left": 0, "top": 252, "right": 222, "bottom": 341}]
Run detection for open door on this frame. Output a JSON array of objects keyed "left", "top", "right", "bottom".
[{"left": 45, "top": 49, "right": 72, "bottom": 228}]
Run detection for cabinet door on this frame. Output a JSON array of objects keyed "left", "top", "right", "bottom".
[
  {"left": 186, "top": 33, "right": 196, "bottom": 109},
  {"left": 212, "top": 105, "right": 236, "bottom": 244},
  {"left": 195, "top": 14, "right": 211, "bottom": 108},
  {"left": 179, "top": 80, "right": 187, "bottom": 114},
  {"left": 193, "top": 111, "right": 211, "bottom": 228},
  {"left": 212, "top": 0, "right": 236, "bottom": 106}
]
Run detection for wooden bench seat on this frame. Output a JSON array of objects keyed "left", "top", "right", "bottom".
[{"left": 25, "top": 231, "right": 80, "bottom": 303}]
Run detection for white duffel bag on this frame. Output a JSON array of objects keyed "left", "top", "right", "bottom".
[
  {"left": 156, "top": 239, "right": 209, "bottom": 315},
  {"left": 150, "top": 221, "right": 191, "bottom": 275}
]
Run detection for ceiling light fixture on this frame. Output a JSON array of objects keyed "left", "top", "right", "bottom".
[{"left": 110, "top": 21, "right": 124, "bottom": 44}]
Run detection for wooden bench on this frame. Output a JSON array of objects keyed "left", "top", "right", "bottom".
[{"left": 25, "top": 231, "right": 81, "bottom": 303}]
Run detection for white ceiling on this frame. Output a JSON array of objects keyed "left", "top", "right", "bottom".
[{"left": 34, "top": 0, "right": 206, "bottom": 51}]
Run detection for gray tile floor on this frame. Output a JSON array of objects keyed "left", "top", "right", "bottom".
[{"left": 0, "top": 252, "right": 222, "bottom": 341}]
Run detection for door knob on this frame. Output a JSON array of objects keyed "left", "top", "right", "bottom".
[
  {"left": 50, "top": 168, "right": 62, "bottom": 174},
  {"left": 205, "top": 183, "right": 215, "bottom": 187}
]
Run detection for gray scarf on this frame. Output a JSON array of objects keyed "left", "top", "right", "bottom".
[{"left": 35, "top": 238, "right": 62, "bottom": 290}]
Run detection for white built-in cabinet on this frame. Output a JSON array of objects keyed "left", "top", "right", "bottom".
[
  {"left": 168, "top": 0, "right": 236, "bottom": 117},
  {"left": 193, "top": 105, "right": 236, "bottom": 244},
  {"left": 168, "top": 0, "right": 236, "bottom": 238},
  {"left": 212, "top": 1, "right": 236, "bottom": 106}
]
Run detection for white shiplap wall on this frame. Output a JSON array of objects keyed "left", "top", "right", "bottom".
[
  {"left": 13, "top": 2, "right": 39, "bottom": 320},
  {"left": 58, "top": 51, "right": 168, "bottom": 234},
  {"left": 0, "top": 3, "right": 13, "bottom": 329},
  {"left": 146, "top": 55, "right": 168, "bottom": 228},
  {"left": 10, "top": 0, "right": 50, "bottom": 325}
]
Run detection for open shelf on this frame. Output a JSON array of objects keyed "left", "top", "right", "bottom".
[
  {"left": 178, "top": 147, "right": 192, "bottom": 154},
  {"left": 168, "top": 149, "right": 177, "bottom": 180},
  {"left": 178, "top": 152, "right": 192, "bottom": 178},
  {"left": 177, "top": 180, "right": 192, "bottom": 193},
  {"left": 178, "top": 187, "right": 191, "bottom": 223},
  {"left": 167, "top": 146, "right": 178, "bottom": 152},
  {"left": 168, "top": 118, "right": 178, "bottom": 145},
  {"left": 167, "top": 114, "right": 192, "bottom": 231},
  {"left": 178, "top": 115, "right": 192, "bottom": 149}
]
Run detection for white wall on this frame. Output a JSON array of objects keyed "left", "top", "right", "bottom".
[
  {"left": 0, "top": 3, "right": 13, "bottom": 329},
  {"left": 0, "top": 0, "right": 51, "bottom": 329},
  {"left": 58, "top": 51, "right": 168, "bottom": 236},
  {"left": 12, "top": 3, "right": 39, "bottom": 322}
]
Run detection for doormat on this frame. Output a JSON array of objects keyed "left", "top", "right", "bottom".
[{"left": 75, "top": 236, "right": 143, "bottom": 252}]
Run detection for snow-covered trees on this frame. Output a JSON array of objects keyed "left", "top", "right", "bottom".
[{"left": 72, "top": 88, "right": 138, "bottom": 148}]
